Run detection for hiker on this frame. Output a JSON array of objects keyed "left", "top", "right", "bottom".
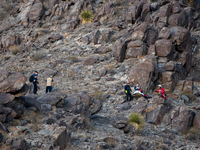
[
  {"left": 46, "top": 75, "right": 54, "bottom": 93},
  {"left": 124, "top": 81, "right": 132, "bottom": 102},
  {"left": 155, "top": 84, "right": 166, "bottom": 99},
  {"left": 133, "top": 83, "right": 144, "bottom": 96},
  {"left": 33, "top": 75, "right": 38, "bottom": 94},
  {"left": 29, "top": 71, "right": 38, "bottom": 93}
]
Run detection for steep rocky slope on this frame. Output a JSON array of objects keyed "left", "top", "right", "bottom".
[{"left": 0, "top": 0, "right": 200, "bottom": 149}]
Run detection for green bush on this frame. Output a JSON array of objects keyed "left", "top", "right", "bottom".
[
  {"left": 182, "top": 127, "right": 200, "bottom": 140},
  {"left": 79, "top": 9, "right": 94, "bottom": 24},
  {"left": 128, "top": 113, "right": 145, "bottom": 131}
]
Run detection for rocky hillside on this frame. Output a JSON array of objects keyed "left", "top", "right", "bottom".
[{"left": 0, "top": 0, "right": 200, "bottom": 149}]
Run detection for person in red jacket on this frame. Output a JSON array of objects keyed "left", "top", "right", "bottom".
[{"left": 155, "top": 84, "right": 166, "bottom": 99}]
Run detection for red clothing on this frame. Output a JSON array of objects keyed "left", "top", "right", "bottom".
[{"left": 155, "top": 88, "right": 166, "bottom": 99}]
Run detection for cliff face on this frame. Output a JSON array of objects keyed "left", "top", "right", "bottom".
[{"left": 0, "top": 0, "right": 200, "bottom": 149}]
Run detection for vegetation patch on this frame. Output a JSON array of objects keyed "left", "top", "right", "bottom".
[
  {"left": 182, "top": 127, "right": 200, "bottom": 140},
  {"left": 90, "top": 90, "right": 104, "bottom": 101},
  {"left": 79, "top": 9, "right": 94, "bottom": 24},
  {"left": 128, "top": 113, "right": 145, "bottom": 131}
]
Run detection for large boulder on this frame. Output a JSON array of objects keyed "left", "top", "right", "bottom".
[
  {"left": 29, "top": 1, "right": 44, "bottom": 21},
  {"left": 129, "top": 55, "right": 158, "bottom": 92},
  {"left": 171, "top": 107, "right": 195, "bottom": 132},
  {"left": 193, "top": 111, "right": 200, "bottom": 128},
  {"left": 63, "top": 94, "right": 91, "bottom": 115},
  {"left": 113, "top": 38, "right": 126, "bottom": 62},
  {"left": 168, "top": 11, "right": 187, "bottom": 27},
  {"left": 155, "top": 39, "right": 173, "bottom": 57},
  {"left": 0, "top": 93, "right": 15, "bottom": 105},
  {"left": 126, "top": 40, "right": 147, "bottom": 58},
  {"left": 0, "top": 72, "right": 26, "bottom": 93},
  {"left": 20, "top": 95, "right": 41, "bottom": 111},
  {"left": 145, "top": 95, "right": 169, "bottom": 125},
  {"left": 37, "top": 92, "right": 66, "bottom": 107},
  {"left": 1, "top": 34, "right": 21, "bottom": 50}
]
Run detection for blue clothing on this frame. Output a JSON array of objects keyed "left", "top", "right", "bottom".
[
  {"left": 124, "top": 85, "right": 132, "bottom": 94},
  {"left": 134, "top": 86, "right": 141, "bottom": 91},
  {"left": 33, "top": 77, "right": 38, "bottom": 94}
]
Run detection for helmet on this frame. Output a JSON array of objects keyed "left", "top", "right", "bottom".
[
  {"left": 127, "top": 81, "right": 130, "bottom": 84},
  {"left": 158, "top": 84, "right": 162, "bottom": 87}
]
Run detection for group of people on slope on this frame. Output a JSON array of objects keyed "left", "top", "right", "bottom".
[
  {"left": 124, "top": 81, "right": 166, "bottom": 102},
  {"left": 30, "top": 71, "right": 54, "bottom": 94}
]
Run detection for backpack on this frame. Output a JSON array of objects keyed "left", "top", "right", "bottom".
[{"left": 29, "top": 75, "right": 34, "bottom": 82}]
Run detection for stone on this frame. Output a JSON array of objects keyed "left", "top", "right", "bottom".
[
  {"left": 193, "top": 111, "right": 200, "bottom": 128},
  {"left": 43, "top": 69, "right": 57, "bottom": 77},
  {"left": 29, "top": 1, "right": 44, "bottom": 21},
  {"left": 168, "top": 11, "right": 187, "bottom": 27},
  {"left": 0, "top": 93, "right": 15, "bottom": 105},
  {"left": 172, "top": 107, "right": 195, "bottom": 132},
  {"left": 85, "top": 57, "right": 97, "bottom": 65},
  {"left": 181, "top": 95, "right": 189, "bottom": 103},
  {"left": 0, "top": 114, "right": 6, "bottom": 122},
  {"left": 48, "top": 34, "right": 63, "bottom": 42},
  {"left": 94, "top": 2, "right": 114, "bottom": 23},
  {"left": 155, "top": 39, "right": 173, "bottom": 57},
  {"left": 131, "top": 31, "right": 144, "bottom": 41},
  {"left": 126, "top": 40, "right": 147, "bottom": 58},
  {"left": 113, "top": 38, "right": 126, "bottom": 62},
  {"left": 0, "top": 72, "right": 27, "bottom": 93},
  {"left": 6, "top": 109, "right": 17, "bottom": 122},
  {"left": 112, "top": 117, "right": 128, "bottom": 129},
  {"left": 21, "top": 95, "right": 41, "bottom": 111},
  {"left": 144, "top": 28, "right": 158, "bottom": 46},
  {"left": 165, "top": 61, "right": 175, "bottom": 71},
  {"left": 1, "top": 34, "right": 21, "bottom": 50},
  {"left": 13, "top": 84, "right": 30, "bottom": 97},
  {"left": 148, "top": 45, "right": 156, "bottom": 55},
  {"left": 41, "top": 104, "right": 52, "bottom": 111},
  {"left": 158, "top": 27, "right": 170, "bottom": 39},
  {"left": 63, "top": 94, "right": 91, "bottom": 115},
  {"left": 37, "top": 92, "right": 65, "bottom": 107},
  {"left": 89, "top": 99, "right": 102, "bottom": 115},
  {"left": 134, "top": 22, "right": 148, "bottom": 33},
  {"left": 149, "top": 95, "right": 165, "bottom": 104},
  {"left": 129, "top": 55, "right": 158, "bottom": 92},
  {"left": 43, "top": 0, "right": 59, "bottom": 9},
  {"left": 99, "top": 68, "right": 107, "bottom": 77},
  {"left": 141, "top": 3, "right": 150, "bottom": 21},
  {"left": 116, "top": 103, "right": 131, "bottom": 111},
  {"left": 170, "top": 27, "right": 190, "bottom": 47},
  {"left": 146, "top": 104, "right": 169, "bottom": 125},
  {"left": 159, "top": 3, "right": 172, "bottom": 17},
  {"left": 160, "top": 113, "right": 171, "bottom": 127}
]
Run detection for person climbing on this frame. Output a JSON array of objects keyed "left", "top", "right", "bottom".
[
  {"left": 124, "top": 81, "right": 132, "bottom": 102},
  {"left": 155, "top": 84, "right": 166, "bottom": 99},
  {"left": 33, "top": 75, "right": 38, "bottom": 94},
  {"left": 46, "top": 75, "right": 54, "bottom": 93}
]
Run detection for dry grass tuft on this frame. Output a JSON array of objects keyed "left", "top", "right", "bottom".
[{"left": 128, "top": 113, "right": 145, "bottom": 131}]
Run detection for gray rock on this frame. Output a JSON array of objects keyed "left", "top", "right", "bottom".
[
  {"left": 0, "top": 72, "right": 27, "bottom": 93},
  {"left": 116, "top": 103, "right": 131, "bottom": 111},
  {"left": 37, "top": 92, "right": 65, "bottom": 107},
  {"left": 181, "top": 95, "right": 190, "bottom": 103},
  {"left": 21, "top": 95, "right": 41, "bottom": 111},
  {"left": 0, "top": 93, "right": 15, "bottom": 105}
]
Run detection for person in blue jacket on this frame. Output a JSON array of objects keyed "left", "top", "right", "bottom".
[{"left": 124, "top": 81, "right": 132, "bottom": 102}]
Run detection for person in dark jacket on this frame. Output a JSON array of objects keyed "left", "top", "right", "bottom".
[
  {"left": 134, "top": 83, "right": 141, "bottom": 91},
  {"left": 124, "top": 81, "right": 132, "bottom": 102},
  {"left": 33, "top": 75, "right": 38, "bottom": 94}
]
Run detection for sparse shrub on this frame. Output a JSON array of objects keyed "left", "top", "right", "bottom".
[
  {"left": 128, "top": 113, "right": 145, "bottom": 131},
  {"left": 105, "top": 64, "right": 116, "bottom": 75},
  {"left": 31, "top": 52, "right": 44, "bottom": 61},
  {"left": 67, "top": 69, "right": 75, "bottom": 80},
  {"left": 3, "top": 55, "right": 11, "bottom": 61},
  {"left": 90, "top": 90, "right": 104, "bottom": 101},
  {"left": 9, "top": 45, "right": 21, "bottom": 55},
  {"left": 182, "top": 127, "right": 200, "bottom": 140},
  {"left": 185, "top": 0, "right": 195, "bottom": 6},
  {"left": 79, "top": 9, "right": 94, "bottom": 24},
  {"left": 68, "top": 56, "right": 79, "bottom": 63}
]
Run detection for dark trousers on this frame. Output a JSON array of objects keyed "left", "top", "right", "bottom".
[
  {"left": 46, "top": 86, "right": 52, "bottom": 93},
  {"left": 33, "top": 83, "right": 37, "bottom": 94},
  {"left": 126, "top": 93, "right": 132, "bottom": 101}
]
